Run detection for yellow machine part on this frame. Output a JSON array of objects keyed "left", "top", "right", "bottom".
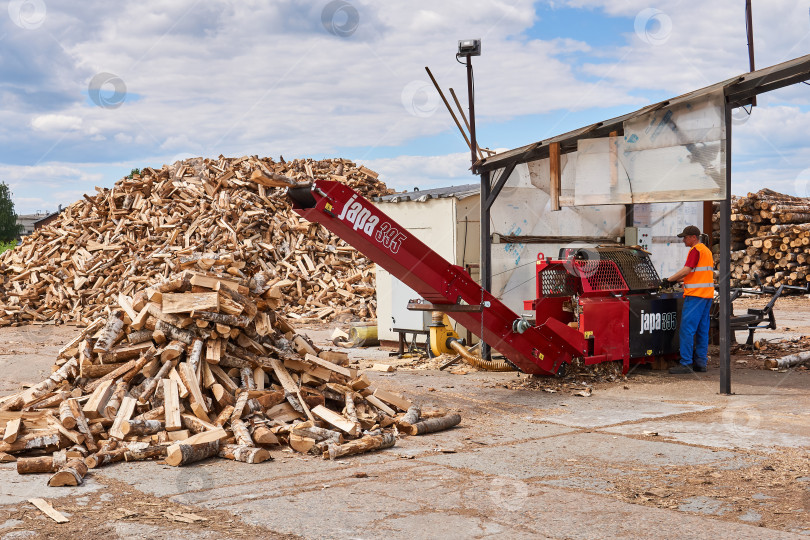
[
  {"left": 429, "top": 313, "right": 459, "bottom": 356},
  {"left": 347, "top": 325, "right": 379, "bottom": 347}
]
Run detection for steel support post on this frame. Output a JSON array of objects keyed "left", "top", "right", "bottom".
[
  {"left": 719, "top": 105, "right": 732, "bottom": 394},
  {"left": 480, "top": 169, "right": 492, "bottom": 360}
]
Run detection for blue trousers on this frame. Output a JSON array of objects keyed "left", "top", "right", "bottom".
[{"left": 679, "top": 296, "right": 712, "bottom": 368}]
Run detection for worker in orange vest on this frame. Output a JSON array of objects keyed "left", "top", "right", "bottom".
[{"left": 661, "top": 225, "right": 714, "bottom": 374}]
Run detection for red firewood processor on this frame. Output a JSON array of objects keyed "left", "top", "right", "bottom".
[{"left": 289, "top": 180, "right": 683, "bottom": 376}]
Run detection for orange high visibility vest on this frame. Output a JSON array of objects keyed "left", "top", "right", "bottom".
[{"left": 683, "top": 243, "right": 714, "bottom": 298}]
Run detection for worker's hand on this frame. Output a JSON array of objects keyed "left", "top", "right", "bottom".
[{"left": 660, "top": 278, "right": 671, "bottom": 289}]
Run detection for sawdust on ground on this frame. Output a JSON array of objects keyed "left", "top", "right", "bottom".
[{"left": 0, "top": 476, "right": 300, "bottom": 539}]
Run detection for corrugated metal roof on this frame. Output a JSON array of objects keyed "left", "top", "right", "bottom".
[
  {"left": 33, "top": 211, "right": 59, "bottom": 225},
  {"left": 374, "top": 183, "right": 479, "bottom": 203},
  {"left": 478, "top": 53, "right": 810, "bottom": 173}
]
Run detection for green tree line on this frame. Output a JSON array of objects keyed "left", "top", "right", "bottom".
[{"left": 0, "top": 181, "right": 23, "bottom": 249}]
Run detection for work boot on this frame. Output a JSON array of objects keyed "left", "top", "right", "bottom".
[
  {"left": 693, "top": 365, "right": 707, "bottom": 372},
  {"left": 668, "top": 364, "right": 693, "bottom": 374}
]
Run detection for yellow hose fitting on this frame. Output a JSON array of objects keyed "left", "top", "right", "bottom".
[{"left": 447, "top": 339, "right": 516, "bottom": 372}]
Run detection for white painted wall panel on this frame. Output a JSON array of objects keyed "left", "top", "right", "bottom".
[
  {"left": 492, "top": 163, "right": 624, "bottom": 313},
  {"left": 373, "top": 196, "right": 479, "bottom": 341},
  {"left": 632, "top": 202, "right": 705, "bottom": 279}
]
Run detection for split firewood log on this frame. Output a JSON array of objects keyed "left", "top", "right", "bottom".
[
  {"left": 94, "top": 311, "right": 125, "bottom": 353},
  {"left": 324, "top": 432, "right": 396, "bottom": 460},
  {"left": 121, "top": 419, "right": 164, "bottom": 437},
  {"left": 48, "top": 458, "right": 88, "bottom": 486},
  {"left": 124, "top": 444, "right": 167, "bottom": 462},
  {"left": 230, "top": 419, "right": 254, "bottom": 447},
  {"left": 252, "top": 425, "right": 279, "bottom": 446},
  {"left": 58, "top": 400, "right": 77, "bottom": 430},
  {"left": 397, "top": 405, "right": 421, "bottom": 430},
  {"left": 165, "top": 440, "right": 220, "bottom": 466},
  {"left": 17, "top": 451, "right": 67, "bottom": 474},
  {"left": 218, "top": 444, "right": 271, "bottom": 464},
  {"left": 85, "top": 447, "right": 128, "bottom": 469},
  {"left": 0, "top": 431, "right": 64, "bottom": 454}
]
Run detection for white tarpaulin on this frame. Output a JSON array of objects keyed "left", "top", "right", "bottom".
[
  {"left": 490, "top": 163, "right": 624, "bottom": 312},
  {"left": 572, "top": 90, "right": 726, "bottom": 205},
  {"left": 573, "top": 137, "right": 631, "bottom": 205}
]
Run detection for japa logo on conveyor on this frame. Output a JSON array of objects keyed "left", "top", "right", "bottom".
[
  {"left": 337, "top": 194, "right": 380, "bottom": 234},
  {"left": 337, "top": 194, "right": 407, "bottom": 254},
  {"left": 639, "top": 309, "right": 677, "bottom": 334}
]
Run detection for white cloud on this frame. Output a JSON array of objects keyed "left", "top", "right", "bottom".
[
  {"left": 0, "top": 161, "right": 129, "bottom": 213},
  {"left": 734, "top": 105, "right": 810, "bottom": 153},
  {"left": 2, "top": 1, "right": 642, "bottom": 159},
  {"left": 363, "top": 152, "right": 474, "bottom": 191},
  {"left": 30, "top": 114, "right": 82, "bottom": 132},
  {"left": 1, "top": 163, "right": 85, "bottom": 182},
  {"left": 160, "top": 134, "right": 200, "bottom": 152},
  {"left": 2, "top": 0, "right": 810, "bottom": 211},
  {"left": 571, "top": 0, "right": 810, "bottom": 96}
]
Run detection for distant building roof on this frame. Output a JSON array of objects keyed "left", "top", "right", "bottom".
[
  {"left": 374, "top": 184, "right": 479, "bottom": 203},
  {"left": 17, "top": 213, "right": 50, "bottom": 221},
  {"left": 33, "top": 211, "right": 60, "bottom": 228},
  {"left": 17, "top": 212, "right": 50, "bottom": 236},
  {"left": 16, "top": 206, "right": 64, "bottom": 236}
]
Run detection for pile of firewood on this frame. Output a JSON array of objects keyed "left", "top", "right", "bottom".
[
  {"left": 0, "top": 156, "right": 392, "bottom": 327},
  {"left": 713, "top": 189, "right": 810, "bottom": 288},
  {"left": 0, "top": 270, "right": 461, "bottom": 485}
]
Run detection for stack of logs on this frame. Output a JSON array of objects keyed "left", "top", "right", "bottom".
[
  {"left": 0, "top": 156, "right": 392, "bottom": 327},
  {"left": 0, "top": 270, "right": 461, "bottom": 486},
  {"left": 714, "top": 189, "right": 810, "bottom": 288}
]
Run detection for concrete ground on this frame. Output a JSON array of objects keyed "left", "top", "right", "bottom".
[{"left": 0, "top": 324, "right": 809, "bottom": 539}]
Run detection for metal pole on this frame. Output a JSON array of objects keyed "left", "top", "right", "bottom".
[
  {"left": 466, "top": 55, "right": 477, "bottom": 171},
  {"left": 480, "top": 170, "right": 492, "bottom": 361},
  {"left": 465, "top": 52, "right": 490, "bottom": 359},
  {"left": 719, "top": 105, "right": 732, "bottom": 394},
  {"left": 746, "top": 0, "right": 757, "bottom": 107}
]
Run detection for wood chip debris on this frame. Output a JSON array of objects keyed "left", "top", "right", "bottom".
[
  {"left": 165, "top": 511, "right": 207, "bottom": 523},
  {"left": 370, "top": 364, "right": 396, "bottom": 372}
]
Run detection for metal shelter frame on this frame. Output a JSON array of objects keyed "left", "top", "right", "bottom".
[{"left": 474, "top": 53, "right": 810, "bottom": 394}]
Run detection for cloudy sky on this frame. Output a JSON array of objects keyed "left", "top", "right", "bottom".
[{"left": 1, "top": 0, "right": 810, "bottom": 214}]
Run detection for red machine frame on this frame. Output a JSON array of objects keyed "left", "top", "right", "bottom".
[{"left": 530, "top": 253, "right": 677, "bottom": 373}]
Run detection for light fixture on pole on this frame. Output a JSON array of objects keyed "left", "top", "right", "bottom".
[
  {"left": 457, "top": 39, "right": 481, "bottom": 171},
  {"left": 458, "top": 39, "right": 490, "bottom": 361},
  {"left": 458, "top": 39, "right": 481, "bottom": 57}
]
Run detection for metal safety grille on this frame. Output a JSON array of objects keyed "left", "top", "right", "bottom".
[
  {"left": 592, "top": 248, "right": 660, "bottom": 291},
  {"left": 575, "top": 260, "right": 628, "bottom": 293},
  {"left": 539, "top": 266, "right": 578, "bottom": 297}
]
